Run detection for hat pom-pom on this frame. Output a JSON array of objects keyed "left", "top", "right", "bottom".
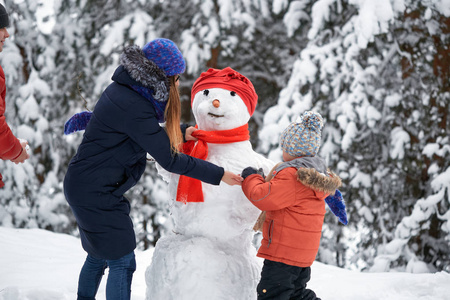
[
  {"left": 302, "top": 111, "right": 323, "bottom": 130},
  {"left": 64, "top": 111, "right": 93, "bottom": 135},
  {"left": 325, "top": 189, "right": 348, "bottom": 225}
]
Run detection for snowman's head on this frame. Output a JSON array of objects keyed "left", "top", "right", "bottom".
[
  {"left": 192, "top": 88, "right": 250, "bottom": 130},
  {"left": 191, "top": 67, "right": 257, "bottom": 131}
]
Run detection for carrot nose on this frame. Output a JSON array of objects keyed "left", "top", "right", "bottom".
[{"left": 212, "top": 99, "right": 220, "bottom": 108}]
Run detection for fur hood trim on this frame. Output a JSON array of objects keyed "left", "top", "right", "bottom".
[
  {"left": 119, "top": 45, "right": 170, "bottom": 102},
  {"left": 297, "top": 168, "right": 341, "bottom": 195},
  {"left": 273, "top": 156, "right": 341, "bottom": 195}
]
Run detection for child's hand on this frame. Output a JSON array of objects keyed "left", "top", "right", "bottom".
[{"left": 241, "top": 167, "right": 265, "bottom": 180}]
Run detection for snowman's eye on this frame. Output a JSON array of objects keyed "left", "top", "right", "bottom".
[
  {"left": 203, "top": 90, "right": 209, "bottom": 96},
  {"left": 230, "top": 91, "right": 236, "bottom": 96}
]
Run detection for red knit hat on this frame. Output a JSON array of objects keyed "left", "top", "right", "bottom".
[{"left": 191, "top": 67, "right": 258, "bottom": 116}]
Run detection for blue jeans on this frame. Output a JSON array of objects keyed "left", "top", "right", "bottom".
[{"left": 77, "top": 251, "right": 136, "bottom": 300}]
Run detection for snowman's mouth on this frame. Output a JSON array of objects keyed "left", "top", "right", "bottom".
[{"left": 208, "top": 112, "right": 224, "bottom": 118}]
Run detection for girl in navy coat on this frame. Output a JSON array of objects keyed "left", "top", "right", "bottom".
[{"left": 63, "top": 39, "right": 241, "bottom": 300}]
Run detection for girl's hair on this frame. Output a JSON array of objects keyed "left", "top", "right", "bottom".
[{"left": 164, "top": 75, "right": 183, "bottom": 153}]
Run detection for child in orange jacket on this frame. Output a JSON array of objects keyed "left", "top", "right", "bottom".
[
  {"left": 241, "top": 111, "right": 347, "bottom": 300},
  {"left": 0, "top": 4, "right": 29, "bottom": 188}
]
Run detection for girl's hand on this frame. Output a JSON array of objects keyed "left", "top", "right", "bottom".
[
  {"left": 185, "top": 126, "right": 198, "bottom": 141},
  {"left": 221, "top": 171, "right": 243, "bottom": 186}
]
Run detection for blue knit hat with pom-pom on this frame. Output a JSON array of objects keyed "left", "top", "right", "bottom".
[
  {"left": 64, "top": 38, "right": 186, "bottom": 135},
  {"left": 280, "top": 111, "right": 323, "bottom": 157},
  {"left": 142, "top": 38, "right": 185, "bottom": 77}
]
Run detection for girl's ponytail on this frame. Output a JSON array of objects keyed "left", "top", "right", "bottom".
[{"left": 164, "top": 76, "right": 183, "bottom": 153}]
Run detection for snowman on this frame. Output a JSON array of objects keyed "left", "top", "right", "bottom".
[{"left": 145, "top": 67, "right": 275, "bottom": 300}]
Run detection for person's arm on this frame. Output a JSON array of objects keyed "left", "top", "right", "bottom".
[
  {"left": 241, "top": 169, "right": 299, "bottom": 210},
  {"left": 0, "top": 66, "right": 22, "bottom": 160},
  {"left": 180, "top": 124, "right": 189, "bottom": 142},
  {"left": 184, "top": 125, "right": 241, "bottom": 185},
  {"left": 125, "top": 101, "right": 229, "bottom": 185},
  {"left": 0, "top": 116, "right": 22, "bottom": 161},
  {"left": 221, "top": 171, "right": 242, "bottom": 186}
]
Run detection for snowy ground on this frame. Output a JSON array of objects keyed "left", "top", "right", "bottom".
[{"left": 0, "top": 227, "right": 449, "bottom": 300}]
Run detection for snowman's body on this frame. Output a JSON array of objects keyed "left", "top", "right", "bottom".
[{"left": 146, "top": 87, "right": 274, "bottom": 300}]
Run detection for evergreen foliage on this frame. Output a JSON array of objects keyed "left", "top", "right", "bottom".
[
  {"left": 257, "top": 0, "right": 449, "bottom": 272},
  {"left": 0, "top": 0, "right": 448, "bottom": 272}
]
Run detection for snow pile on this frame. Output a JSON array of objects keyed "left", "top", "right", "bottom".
[{"left": 1, "top": 227, "right": 449, "bottom": 300}]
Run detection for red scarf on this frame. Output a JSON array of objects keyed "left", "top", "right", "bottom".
[{"left": 176, "top": 124, "right": 250, "bottom": 203}]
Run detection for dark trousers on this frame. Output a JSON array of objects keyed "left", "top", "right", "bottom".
[{"left": 257, "top": 260, "right": 320, "bottom": 300}]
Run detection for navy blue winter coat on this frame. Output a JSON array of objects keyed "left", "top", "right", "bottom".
[{"left": 64, "top": 48, "right": 224, "bottom": 260}]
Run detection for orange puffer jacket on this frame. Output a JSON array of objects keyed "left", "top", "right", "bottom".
[{"left": 242, "top": 157, "right": 341, "bottom": 267}]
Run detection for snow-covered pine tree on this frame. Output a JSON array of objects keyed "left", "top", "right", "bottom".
[
  {"left": 369, "top": 1, "right": 449, "bottom": 273},
  {"left": 0, "top": 0, "right": 70, "bottom": 232},
  {"left": 2, "top": 0, "right": 447, "bottom": 270},
  {"left": 145, "top": 0, "right": 304, "bottom": 147},
  {"left": 258, "top": 0, "right": 449, "bottom": 271}
]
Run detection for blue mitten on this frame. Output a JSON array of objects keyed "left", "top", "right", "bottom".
[
  {"left": 325, "top": 189, "right": 348, "bottom": 225},
  {"left": 64, "top": 111, "right": 93, "bottom": 135}
]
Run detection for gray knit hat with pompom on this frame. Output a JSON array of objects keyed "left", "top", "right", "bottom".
[{"left": 280, "top": 111, "right": 324, "bottom": 157}]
